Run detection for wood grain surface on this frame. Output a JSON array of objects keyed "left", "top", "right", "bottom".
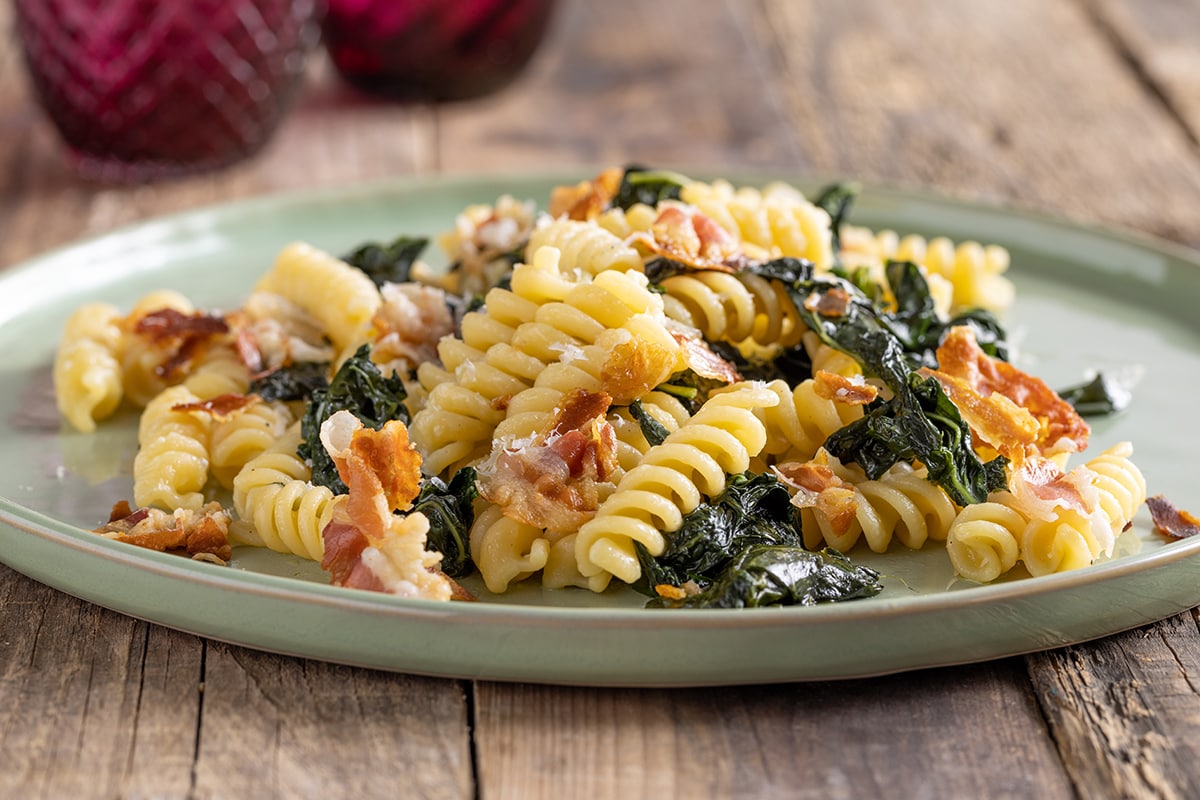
[{"left": 1, "top": 1, "right": 1198, "bottom": 798}]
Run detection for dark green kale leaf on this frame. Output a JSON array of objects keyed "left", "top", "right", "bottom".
[
  {"left": 412, "top": 467, "right": 478, "bottom": 577},
  {"left": 707, "top": 340, "right": 814, "bottom": 385},
  {"left": 1057, "top": 373, "right": 1132, "bottom": 417},
  {"left": 628, "top": 400, "right": 670, "bottom": 447},
  {"left": 612, "top": 165, "right": 690, "bottom": 210},
  {"left": 824, "top": 372, "right": 1009, "bottom": 506},
  {"left": 651, "top": 545, "right": 883, "bottom": 609},
  {"left": 633, "top": 472, "right": 804, "bottom": 594},
  {"left": 880, "top": 260, "right": 1008, "bottom": 366},
  {"left": 298, "top": 345, "right": 409, "bottom": 494},
  {"left": 812, "top": 181, "right": 860, "bottom": 256},
  {"left": 653, "top": 368, "right": 732, "bottom": 415},
  {"left": 769, "top": 267, "right": 1006, "bottom": 506},
  {"left": 342, "top": 236, "right": 429, "bottom": 288},
  {"left": 248, "top": 360, "right": 330, "bottom": 402}
]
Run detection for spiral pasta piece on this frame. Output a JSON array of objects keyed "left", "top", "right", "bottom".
[
  {"left": 183, "top": 344, "right": 252, "bottom": 400},
  {"left": 756, "top": 378, "right": 863, "bottom": 463},
  {"left": 575, "top": 381, "right": 779, "bottom": 585},
  {"left": 525, "top": 218, "right": 644, "bottom": 275},
  {"left": 133, "top": 384, "right": 212, "bottom": 511},
  {"left": 119, "top": 290, "right": 196, "bottom": 408},
  {"left": 661, "top": 270, "right": 805, "bottom": 349},
  {"left": 55, "top": 302, "right": 124, "bottom": 433},
  {"left": 1083, "top": 442, "right": 1147, "bottom": 535},
  {"left": 1021, "top": 443, "right": 1146, "bottom": 577},
  {"left": 798, "top": 460, "right": 959, "bottom": 554},
  {"left": 946, "top": 494, "right": 1026, "bottom": 583},
  {"left": 469, "top": 504, "right": 551, "bottom": 594},
  {"left": 231, "top": 422, "right": 339, "bottom": 561},
  {"left": 254, "top": 242, "right": 381, "bottom": 352},
  {"left": 680, "top": 179, "right": 834, "bottom": 268},
  {"left": 209, "top": 400, "right": 294, "bottom": 489}
]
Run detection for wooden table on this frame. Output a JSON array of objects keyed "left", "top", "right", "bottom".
[{"left": 3, "top": 1, "right": 1200, "bottom": 797}]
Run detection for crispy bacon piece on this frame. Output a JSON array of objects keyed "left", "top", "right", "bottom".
[
  {"left": 803, "top": 286, "right": 853, "bottom": 317},
  {"left": 813, "top": 370, "right": 879, "bottom": 405},
  {"left": 171, "top": 393, "right": 259, "bottom": 421},
  {"left": 548, "top": 167, "right": 623, "bottom": 220},
  {"left": 94, "top": 501, "right": 233, "bottom": 561},
  {"left": 669, "top": 327, "right": 742, "bottom": 386},
  {"left": 233, "top": 324, "right": 265, "bottom": 375},
  {"left": 774, "top": 456, "right": 861, "bottom": 537},
  {"left": 321, "top": 520, "right": 385, "bottom": 592},
  {"left": 600, "top": 336, "right": 685, "bottom": 404},
  {"left": 1008, "top": 456, "right": 1098, "bottom": 521},
  {"left": 1147, "top": 495, "right": 1200, "bottom": 539},
  {"left": 631, "top": 205, "right": 750, "bottom": 271},
  {"left": 132, "top": 308, "right": 231, "bottom": 379},
  {"left": 477, "top": 389, "right": 619, "bottom": 531},
  {"left": 929, "top": 326, "right": 1089, "bottom": 458},
  {"left": 318, "top": 411, "right": 454, "bottom": 601},
  {"left": 922, "top": 369, "right": 1039, "bottom": 460}
]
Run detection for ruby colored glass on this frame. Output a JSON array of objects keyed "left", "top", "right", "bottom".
[
  {"left": 15, "top": 0, "right": 323, "bottom": 182},
  {"left": 322, "top": 0, "right": 555, "bottom": 102}
]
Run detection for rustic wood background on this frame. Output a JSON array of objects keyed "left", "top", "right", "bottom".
[{"left": 1, "top": 1, "right": 1199, "bottom": 797}]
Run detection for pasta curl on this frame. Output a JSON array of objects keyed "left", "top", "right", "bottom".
[{"left": 575, "top": 381, "right": 779, "bottom": 585}]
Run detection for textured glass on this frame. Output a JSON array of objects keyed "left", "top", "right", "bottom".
[
  {"left": 16, "top": 0, "right": 323, "bottom": 182},
  {"left": 323, "top": 0, "right": 555, "bottom": 101}
]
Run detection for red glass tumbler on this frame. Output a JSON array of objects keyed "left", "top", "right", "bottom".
[
  {"left": 322, "top": 0, "right": 555, "bottom": 102},
  {"left": 15, "top": 0, "right": 323, "bottom": 182}
]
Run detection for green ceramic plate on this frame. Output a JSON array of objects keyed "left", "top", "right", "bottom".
[{"left": 1, "top": 173, "right": 1198, "bottom": 687}]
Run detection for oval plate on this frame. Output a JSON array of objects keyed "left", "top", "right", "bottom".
[{"left": 1, "top": 173, "right": 1198, "bottom": 687}]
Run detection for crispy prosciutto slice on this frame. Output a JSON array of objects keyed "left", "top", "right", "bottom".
[
  {"left": 476, "top": 388, "right": 619, "bottom": 532},
  {"left": 923, "top": 325, "right": 1089, "bottom": 459},
  {"left": 1148, "top": 495, "right": 1200, "bottom": 540},
  {"left": 318, "top": 410, "right": 456, "bottom": 601},
  {"left": 131, "top": 307, "right": 231, "bottom": 380},
  {"left": 630, "top": 205, "right": 752, "bottom": 272},
  {"left": 94, "top": 500, "right": 232, "bottom": 562}
]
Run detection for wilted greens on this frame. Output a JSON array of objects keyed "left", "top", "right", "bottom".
[{"left": 298, "top": 345, "right": 409, "bottom": 494}]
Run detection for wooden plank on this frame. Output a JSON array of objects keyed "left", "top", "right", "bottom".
[
  {"left": 750, "top": 0, "right": 1200, "bottom": 249},
  {"left": 473, "top": 659, "right": 1073, "bottom": 799},
  {"left": 435, "top": 0, "right": 804, "bottom": 172},
  {"left": 0, "top": 566, "right": 203, "bottom": 799},
  {"left": 191, "top": 643, "right": 473, "bottom": 800},
  {"left": 1027, "top": 612, "right": 1200, "bottom": 800},
  {"left": 1086, "top": 0, "right": 1200, "bottom": 145}
]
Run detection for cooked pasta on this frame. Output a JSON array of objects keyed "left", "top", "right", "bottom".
[
  {"left": 209, "top": 400, "right": 294, "bottom": 489},
  {"left": 54, "top": 302, "right": 124, "bottom": 433},
  {"left": 469, "top": 504, "right": 551, "bottom": 594},
  {"left": 525, "top": 217, "right": 643, "bottom": 275},
  {"left": 575, "top": 381, "right": 779, "bottom": 585},
  {"left": 680, "top": 179, "right": 834, "bottom": 268},
  {"left": 231, "top": 422, "right": 339, "bottom": 561},
  {"left": 254, "top": 241, "right": 381, "bottom": 352},
  {"left": 132, "top": 384, "right": 212, "bottom": 511},
  {"left": 797, "top": 458, "right": 960, "bottom": 554},
  {"left": 945, "top": 494, "right": 1026, "bottom": 583},
  {"left": 53, "top": 167, "right": 1157, "bottom": 607}
]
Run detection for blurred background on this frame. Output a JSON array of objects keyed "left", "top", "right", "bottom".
[{"left": 2, "top": 0, "right": 1197, "bottom": 264}]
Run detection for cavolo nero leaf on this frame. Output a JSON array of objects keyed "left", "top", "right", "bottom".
[
  {"left": 880, "top": 260, "right": 1008, "bottom": 366},
  {"left": 754, "top": 259, "right": 1007, "bottom": 506},
  {"left": 651, "top": 545, "right": 883, "bottom": 609},
  {"left": 248, "top": 360, "right": 330, "bottom": 402},
  {"left": 412, "top": 467, "right": 478, "bottom": 577},
  {"left": 1057, "top": 372, "right": 1132, "bottom": 417},
  {"left": 342, "top": 236, "right": 429, "bottom": 288},
  {"left": 612, "top": 165, "right": 690, "bottom": 210},
  {"left": 812, "top": 181, "right": 860, "bottom": 256},
  {"left": 633, "top": 472, "right": 883, "bottom": 608},
  {"left": 298, "top": 345, "right": 409, "bottom": 494},
  {"left": 628, "top": 400, "right": 670, "bottom": 447}
]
